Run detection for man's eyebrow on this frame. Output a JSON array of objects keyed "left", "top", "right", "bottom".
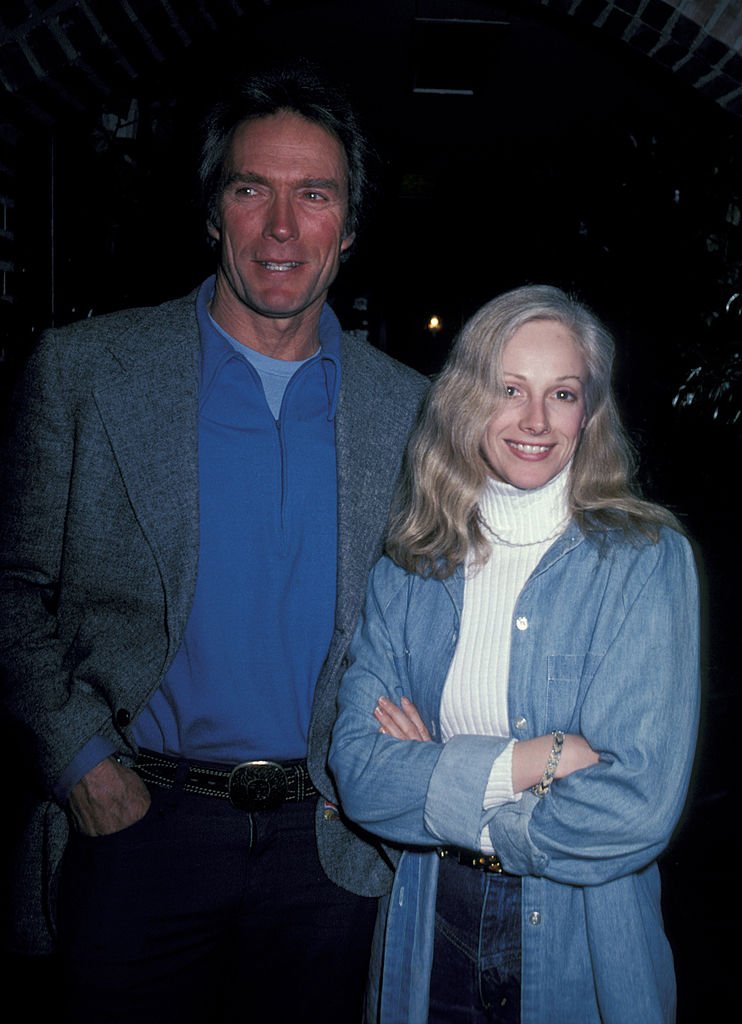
[
  {"left": 300, "top": 177, "right": 343, "bottom": 192},
  {"left": 223, "top": 171, "right": 343, "bottom": 192},
  {"left": 223, "top": 171, "right": 268, "bottom": 187}
]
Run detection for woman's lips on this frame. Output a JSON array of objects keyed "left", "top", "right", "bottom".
[{"left": 506, "top": 440, "right": 553, "bottom": 458}]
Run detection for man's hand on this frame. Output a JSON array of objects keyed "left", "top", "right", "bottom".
[
  {"left": 68, "top": 756, "right": 151, "bottom": 836},
  {"left": 374, "top": 696, "right": 432, "bottom": 741}
]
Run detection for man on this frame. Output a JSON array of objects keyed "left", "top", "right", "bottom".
[{"left": 0, "top": 64, "right": 427, "bottom": 1023}]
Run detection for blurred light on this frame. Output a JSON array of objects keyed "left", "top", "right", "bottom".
[{"left": 427, "top": 315, "right": 442, "bottom": 332}]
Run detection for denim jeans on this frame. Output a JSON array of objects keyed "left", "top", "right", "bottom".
[
  {"left": 428, "top": 854, "right": 522, "bottom": 1024},
  {"left": 56, "top": 781, "right": 376, "bottom": 1024}
]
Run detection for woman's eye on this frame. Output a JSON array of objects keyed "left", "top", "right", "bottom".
[
  {"left": 504, "top": 384, "right": 519, "bottom": 397},
  {"left": 555, "top": 389, "right": 577, "bottom": 401}
]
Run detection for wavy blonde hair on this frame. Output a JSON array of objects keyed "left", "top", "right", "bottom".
[{"left": 386, "top": 285, "right": 681, "bottom": 579}]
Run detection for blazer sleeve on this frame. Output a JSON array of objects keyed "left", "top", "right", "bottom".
[{"left": 0, "top": 336, "right": 121, "bottom": 790}]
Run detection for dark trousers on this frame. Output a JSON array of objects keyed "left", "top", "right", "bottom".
[
  {"left": 56, "top": 782, "right": 377, "bottom": 1023},
  {"left": 428, "top": 854, "right": 522, "bottom": 1024}
]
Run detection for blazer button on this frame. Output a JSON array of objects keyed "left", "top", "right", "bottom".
[{"left": 115, "top": 708, "right": 131, "bottom": 727}]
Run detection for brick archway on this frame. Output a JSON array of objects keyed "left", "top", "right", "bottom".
[
  {"left": 0, "top": 1, "right": 740, "bottom": 122},
  {"left": 537, "top": 0, "right": 741, "bottom": 119}
]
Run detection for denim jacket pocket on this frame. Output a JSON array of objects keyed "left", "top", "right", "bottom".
[{"left": 545, "top": 653, "right": 601, "bottom": 727}]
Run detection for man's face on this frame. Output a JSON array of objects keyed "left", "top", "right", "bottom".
[{"left": 208, "top": 111, "right": 355, "bottom": 339}]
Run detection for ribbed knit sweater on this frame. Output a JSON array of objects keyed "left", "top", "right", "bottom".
[{"left": 439, "top": 466, "right": 571, "bottom": 817}]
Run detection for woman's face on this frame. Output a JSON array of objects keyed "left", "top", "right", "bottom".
[{"left": 480, "top": 319, "right": 588, "bottom": 490}]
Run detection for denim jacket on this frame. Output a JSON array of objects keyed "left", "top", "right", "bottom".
[{"left": 329, "top": 522, "right": 700, "bottom": 1023}]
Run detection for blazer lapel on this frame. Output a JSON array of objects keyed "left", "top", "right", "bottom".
[
  {"left": 91, "top": 297, "right": 200, "bottom": 644},
  {"left": 334, "top": 348, "right": 393, "bottom": 634},
  {"left": 309, "top": 334, "right": 423, "bottom": 785}
]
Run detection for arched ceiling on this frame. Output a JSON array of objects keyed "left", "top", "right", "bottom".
[{"left": 0, "top": 0, "right": 740, "bottom": 125}]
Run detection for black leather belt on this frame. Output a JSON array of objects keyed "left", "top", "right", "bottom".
[
  {"left": 438, "top": 847, "right": 512, "bottom": 875},
  {"left": 134, "top": 749, "right": 318, "bottom": 811}
]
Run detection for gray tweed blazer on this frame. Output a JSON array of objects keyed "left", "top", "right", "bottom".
[{"left": 0, "top": 289, "right": 428, "bottom": 953}]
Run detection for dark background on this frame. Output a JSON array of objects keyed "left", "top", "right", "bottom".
[{"left": 1, "top": 1, "right": 740, "bottom": 1018}]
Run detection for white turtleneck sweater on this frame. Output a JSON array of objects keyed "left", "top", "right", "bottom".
[{"left": 439, "top": 465, "right": 572, "bottom": 824}]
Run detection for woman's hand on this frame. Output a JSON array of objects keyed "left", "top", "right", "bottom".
[
  {"left": 372, "top": 700, "right": 597, "bottom": 790},
  {"left": 374, "top": 696, "right": 432, "bottom": 741}
]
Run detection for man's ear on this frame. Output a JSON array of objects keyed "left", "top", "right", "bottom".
[
  {"left": 340, "top": 231, "right": 356, "bottom": 254},
  {"left": 207, "top": 219, "right": 221, "bottom": 243}
]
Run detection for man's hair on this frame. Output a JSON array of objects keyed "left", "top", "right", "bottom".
[
  {"left": 386, "top": 284, "right": 682, "bottom": 579},
  {"left": 199, "top": 61, "right": 372, "bottom": 241}
]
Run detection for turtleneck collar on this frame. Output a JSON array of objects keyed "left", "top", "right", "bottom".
[{"left": 478, "top": 463, "right": 572, "bottom": 547}]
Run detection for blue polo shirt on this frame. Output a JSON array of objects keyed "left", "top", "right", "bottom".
[{"left": 130, "top": 278, "right": 340, "bottom": 764}]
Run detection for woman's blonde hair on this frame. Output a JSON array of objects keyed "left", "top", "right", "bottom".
[{"left": 386, "top": 284, "right": 681, "bottom": 579}]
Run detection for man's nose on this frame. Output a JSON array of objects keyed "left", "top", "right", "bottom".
[{"left": 263, "top": 194, "right": 299, "bottom": 242}]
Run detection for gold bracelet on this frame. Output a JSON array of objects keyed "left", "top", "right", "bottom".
[{"left": 531, "top": 731, "right": 565, "bottom": 798}]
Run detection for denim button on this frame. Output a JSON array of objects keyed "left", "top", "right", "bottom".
[
  {"left": 529, "top": 911, "right": 541, "bottom": 926},
  {"left": 516, "top": 616, "right": 528, "bottom": 631},
  {"left": 514, "top": 716, "right": 527, "bottom": 731}
]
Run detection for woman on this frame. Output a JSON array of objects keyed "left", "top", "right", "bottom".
[{"left": 328, "top": 285, "right": 700, "bottom": 1024}]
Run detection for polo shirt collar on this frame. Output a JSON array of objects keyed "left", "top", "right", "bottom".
[{"left": 196, "top": 276, "right": 341, "bottom": 419}]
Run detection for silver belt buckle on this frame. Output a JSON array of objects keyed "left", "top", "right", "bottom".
[{"left": 228, "top": 760, "right": 288, "bottom": 810}]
